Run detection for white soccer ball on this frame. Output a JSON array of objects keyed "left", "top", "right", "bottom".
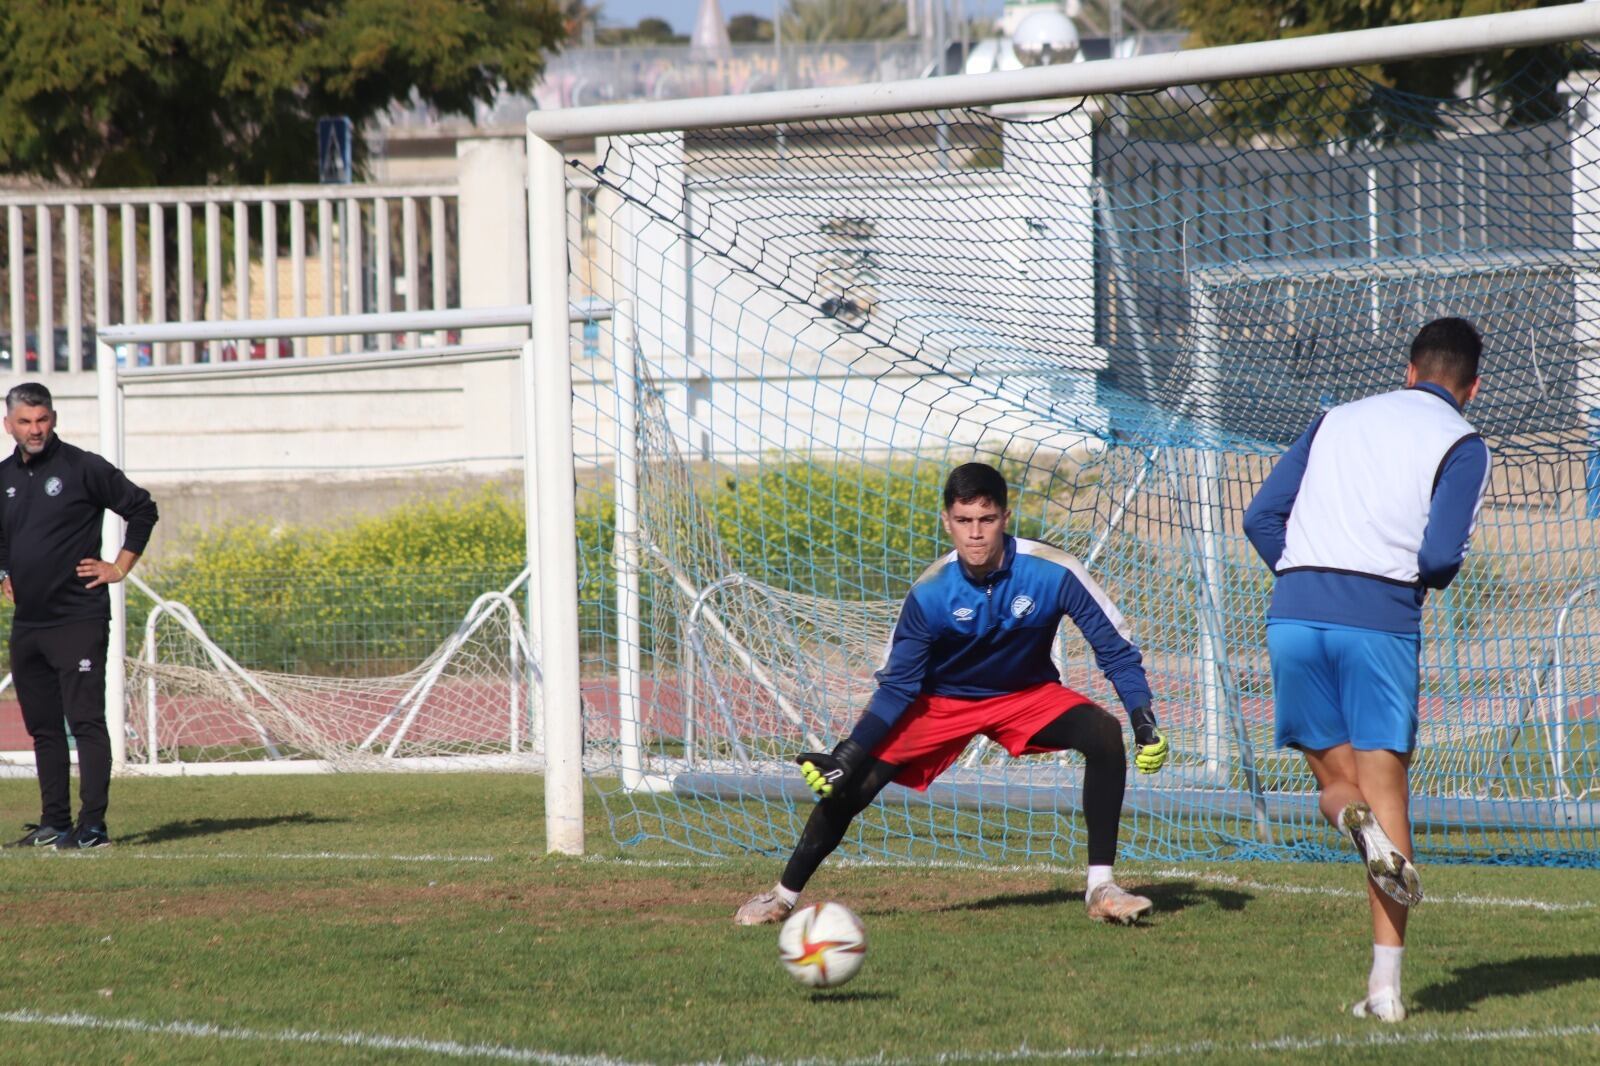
[{"left": 777, "top": 901, "right": 867, "bottom": 989}]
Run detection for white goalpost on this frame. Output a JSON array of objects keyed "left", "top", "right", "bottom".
[
  {"left": 89, "top": 304, "right": 602, "bottom": 777},
  {"left": 528, "top": 4, "right": 1600, "bottom": 863}
]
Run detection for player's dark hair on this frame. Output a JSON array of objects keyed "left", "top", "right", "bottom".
[
  {"left": 1409, "top": 317, "right": 1482, "bottom": 390},
  {"left": 944, "top": 462, "right": 1007, "bottom": 511},
  {"left": 5, "top": 382, "right": 52, "bottom": 413}
]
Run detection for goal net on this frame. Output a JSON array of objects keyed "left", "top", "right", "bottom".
[
  {"left": 81, "top": 322, "right": 546, "bottom": 775},
  {"left": 550, "top": 26, "right": 1600, "bottom": 866},
  {"left": 123, "top": 574, "right": 537, "bottom": 771}
]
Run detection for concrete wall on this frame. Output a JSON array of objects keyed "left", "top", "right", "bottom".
[{"left": 39, "top": 357, "right": 527, "bottom": 564}]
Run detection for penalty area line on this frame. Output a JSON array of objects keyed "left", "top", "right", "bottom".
[
  {"left": 0, "top": 850, "right": 497, "bottom": 865},
  {"left": 1, "top": 1010, "right": 1598, "bottom": 1064}
]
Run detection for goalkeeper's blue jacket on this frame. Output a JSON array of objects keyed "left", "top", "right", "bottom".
[{"left": 847, "top": 534, "right": 1152, "bottom": 751}]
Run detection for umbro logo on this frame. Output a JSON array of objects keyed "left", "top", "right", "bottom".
[
  {"left": 78, "top": 659, "right": 92, "bottom": 673},
  {"left": 4, "top": 487, "right": 12, "bottom": 497},
  {"left": 952, "top": 607, "right": 975, "bottom": 621}
]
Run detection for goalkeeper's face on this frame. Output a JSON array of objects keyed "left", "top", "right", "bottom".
[{"left": 941, "top": 497, "right": 1009, "bottom": 576}]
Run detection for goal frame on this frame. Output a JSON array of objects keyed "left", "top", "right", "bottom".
[
  {"left": 89, "top": 304, "right": 602, "bottom": 781},
  {"left": 527, "top": 4, "right": 1600, "bottom": 855}
]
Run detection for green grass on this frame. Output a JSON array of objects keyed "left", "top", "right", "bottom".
[{"left": 1, "top": 774, "right": 1598, "bottom": 1064}]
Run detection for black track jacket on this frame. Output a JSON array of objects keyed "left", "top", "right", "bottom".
[{"left": 0, "top": 435, "right": 158, "bottom": 629}]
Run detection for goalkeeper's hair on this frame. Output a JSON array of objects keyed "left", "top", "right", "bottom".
[
  {"left": 1409, "top": 317, "right": 1482, "bottom": 390},
  {"left": 944, "top": 462, "right": 1008, "bottom": 511}
]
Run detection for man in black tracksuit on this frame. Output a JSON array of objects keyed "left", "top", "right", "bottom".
[{"left": 0, "top": 382, "right": 157, "bottom": 850}]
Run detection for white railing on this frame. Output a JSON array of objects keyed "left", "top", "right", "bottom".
[{"left": 0, "top": 182, "right": 458, "bottom": 376}]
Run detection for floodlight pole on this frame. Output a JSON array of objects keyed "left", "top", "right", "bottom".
[{"left": 529, "top": 133, "right": 586, "bottom": 855}]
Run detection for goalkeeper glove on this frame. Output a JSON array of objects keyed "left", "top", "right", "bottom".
[
  {"left": 1127, "top": 704, "right": 1169, "bottom": 775},
  {"left": 795, "top": 738, "right": 868, "bottom": 802}
]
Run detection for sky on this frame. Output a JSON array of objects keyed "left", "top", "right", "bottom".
[{"left": 599, "top": 0, "right": 1007, "bottom": 34}]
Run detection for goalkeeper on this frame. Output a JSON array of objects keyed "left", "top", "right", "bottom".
[{"left": 735, "top": 461, "right": 1166, "bottom": 927}]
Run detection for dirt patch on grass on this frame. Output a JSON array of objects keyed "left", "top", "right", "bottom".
[{"left": 0, "top": 863, "right": 1089, "bottom": 931}]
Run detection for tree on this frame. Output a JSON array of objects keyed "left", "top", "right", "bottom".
[
  {"left": 595, "top": 16, "right": 686, "bottom": 45},
  {"left": 563, "top": 0, "right": 604, "bottom": 43},
  {"left": 1175, "top": 0, "right": 1573, "bottom": 141},
  {"left": 728, "top": 13, "right": 774, "bottom": 43},
  {"left": 780, "top": 0, "right": 906, "bottom": 42},
  {"left": 633, "top": 16, "right": 683, "bottom": 42},
  {"left": 0, "top": 0, "right": 567, "bottom": 187}
]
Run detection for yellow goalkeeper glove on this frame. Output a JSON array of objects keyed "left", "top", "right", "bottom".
[
  {"left": 1128, "top": 704, "right": 1169, "bottom": 775},
  {"left": 795, "top": 739, "right": 867, "bottom": 801}
]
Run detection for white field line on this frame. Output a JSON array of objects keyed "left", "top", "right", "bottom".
[
  {"left": 2, "top": 1009, "right": 1599, "bottom": 1064},
  {"left": 0, "top": 850, "right": 496, "bottom": 864},
  {"left": 587, "top": 855, "right": 1597, "bottom": 913},
  {"left": 0, "top": 1010, "right": 637, "bottom": 1065}
]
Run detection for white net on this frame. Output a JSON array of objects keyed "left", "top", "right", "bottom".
[
  {"left": 123, "top": 581, "right": 539, "bottom": 772},
  {"left": 562, "top": 43, "right": 1600, "bottom": 867}
]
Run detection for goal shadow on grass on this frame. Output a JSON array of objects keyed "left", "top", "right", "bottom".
[
  {"left": 934, "top": 880, "right": 1252, "bottom": 917},
  {"left": 120, "top": 812, "right": 346, "bottom": 846},
  {"left": 1412, "top": 953, "right": 1600, "bottom": 1014}
]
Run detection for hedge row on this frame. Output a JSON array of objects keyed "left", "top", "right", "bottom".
[
  {"left": 91, "top": 461, "right": 1503, "bottom": 678},
  {"left": 125, "top": 465, "right": 987, "bottom": 674}
]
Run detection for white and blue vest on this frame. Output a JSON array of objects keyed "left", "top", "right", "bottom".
[{"left": 1277, "top": 388, "right": 1482, "bottom": 585}]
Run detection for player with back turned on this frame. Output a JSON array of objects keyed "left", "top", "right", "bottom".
[
  {"left": 1244, "top": 318, "right": 1491, "bottom": 1022},
  {"left": 734, "top": 461, "right": 1168, "bottom": 926}
]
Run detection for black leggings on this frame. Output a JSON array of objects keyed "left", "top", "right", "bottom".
[{"left": 780, "top": 701, "right": 1127, "bottom": 892}]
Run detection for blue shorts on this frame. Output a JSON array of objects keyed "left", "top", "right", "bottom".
[{"left": 1267, "top": 621, "right": 1420, "bottom": 754}]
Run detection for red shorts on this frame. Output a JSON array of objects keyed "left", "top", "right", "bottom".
[{"left": 873, "top": 681, "right": 1096, "bottom": 790}]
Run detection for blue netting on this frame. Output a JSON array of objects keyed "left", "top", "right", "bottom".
[{"left": 566, "top": 46, "right": 1600, "bottom": 868}]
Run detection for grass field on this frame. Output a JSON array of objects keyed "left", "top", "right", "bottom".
[{"left": 1, "top": 773, "right": 1598, "bottom": 1064}]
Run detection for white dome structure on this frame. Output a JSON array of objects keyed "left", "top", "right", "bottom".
[{"left": 1012, "top": 8, "right": 1080, "bottom": 67}]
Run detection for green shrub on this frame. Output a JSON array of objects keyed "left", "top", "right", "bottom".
[
  {"left": 129, "top": 462, "right": 1078, "bottom": 676},
  {"left": 144, "top": 489, "right": 533, "bottom": 675}
]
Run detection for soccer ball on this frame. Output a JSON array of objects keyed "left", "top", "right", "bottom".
[{"left": 778, "top": 901, "right": 867, "bottom": 989}]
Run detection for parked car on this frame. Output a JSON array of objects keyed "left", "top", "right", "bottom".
[
  {"left": 218, "top": 338, "right": 294, "bottom": 361},
  {"left": 0, "top": 328, "right": 105, "bottom": 372}
]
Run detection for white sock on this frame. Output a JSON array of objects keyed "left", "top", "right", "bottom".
[
  {"left": 1369, "top": 944, "right": 1403, "bottom": 1000},
  {"left": 1086, "top": 865, "right": 1114, "bottom": 898},
  {"left": 774, "top": 883, "right": 800, "bottom": 907}
]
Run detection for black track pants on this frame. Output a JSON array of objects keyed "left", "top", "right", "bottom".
[{"left": 11, "top": 619, "right": 111, "bottom": 830}]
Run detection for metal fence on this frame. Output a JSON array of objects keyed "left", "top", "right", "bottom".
[{"left": 0, "top": 183, "right": 460, "bottom": 374}]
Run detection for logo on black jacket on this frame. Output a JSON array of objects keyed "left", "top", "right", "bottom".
[
  {"left": 44, "top": 477, "right": 62, "bottom": 497},
  {"left": 1010, "top": 595, "right": 1036, "bottom": 619}
]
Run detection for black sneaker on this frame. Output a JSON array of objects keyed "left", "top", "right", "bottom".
[
  {"left": 4, "top": 823, "right": 70, "bottom": 848},
  {"left": 55, "top": 824, "right": 111, "bottom": 851}
]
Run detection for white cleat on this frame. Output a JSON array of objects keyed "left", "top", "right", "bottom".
[
  {"left": 1086, "top": 882, "right": 1153, "bottom": 925},
  {"left": 733, "top": 890, "right": 793, "bottom": 926},
  {"left": 1352, "top": 993, "right": 1407, "bottom": 1023},
  {"left": 1341, "top": 803, "right": 1423, "bottom": 907}
]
